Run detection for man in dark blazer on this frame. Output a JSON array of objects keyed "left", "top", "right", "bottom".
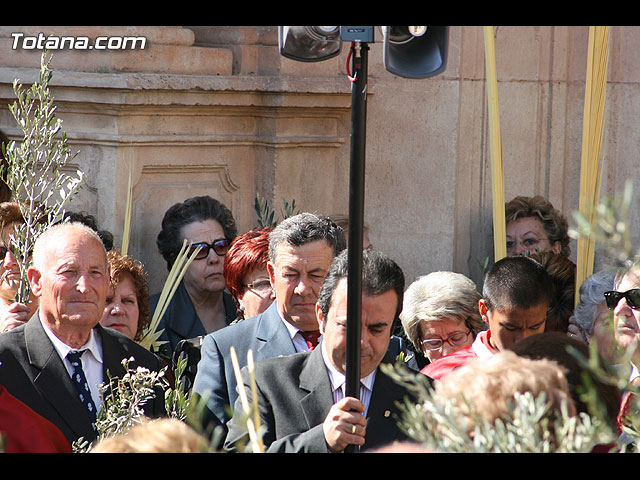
[
  {"left": 192, "top": 213, "right": 346, "bottom": 435},
  {"left": 224, "top": 248, "right": 431, "bottom": 453},
  {"left": 0, "top": 222, "right": 165, "bottom": 448}
]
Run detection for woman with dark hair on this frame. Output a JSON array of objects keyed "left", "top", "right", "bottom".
[
  {"left": 171, "top": 227, "right": 275, "bottom": 392},
  {"left": 224, "top": 226, "right": 274, "bottom": 321},
  {"left": 152, "top": 195, "right": 238, "bottom": 355},
  {"left": 510, "top": 332, "right": 622, "bottom": 430}
]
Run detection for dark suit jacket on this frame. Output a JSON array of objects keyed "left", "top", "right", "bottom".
[
  {"left": 150, "top": 281, "right": 236, "bottom": 356},
  {"left": 0, "top": 313, "right": 166, "bottom": 446},
  {"left": 192, "top": 301, "right": 420, "bottom": 438},
  {"left": 224, "top": 346, "right": 429, "bottom": 453},
  {"left": 192, "top": 301, "right": 294, "bottom": 432}
]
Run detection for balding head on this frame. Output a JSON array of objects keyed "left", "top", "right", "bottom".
[
  {"left": 32, "top": 222, "right": 107, "bottom": 272},
  {"left": 28, "top": 222, "right": 110, "bottom": 348}
]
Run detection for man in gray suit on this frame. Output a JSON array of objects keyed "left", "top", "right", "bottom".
[
  {"left": 224, "top": 248, "right": 430, "bottom": 452},
  {"left": 0, "top": 222, "right": 165, "bottom": 447},
  {"left": 192, "top": 213, "right": 346, "bottom": 435}
]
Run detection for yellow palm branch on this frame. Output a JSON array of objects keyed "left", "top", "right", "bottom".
[
  {"left": 120, "top": 164, "right": 133, "bottom": 256},
  {"left": 137, "top": 240, "right": 202, "bottom": 352},
  {"left": 575, "top": 26, "right": 611, "bottom": 305},
  {"left": 483, "top": 26, "right": 507, "bottom": 261}
]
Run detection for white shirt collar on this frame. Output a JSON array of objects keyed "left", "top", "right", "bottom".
[
  {"left": 276, "top": 302, "right": 321, "bottom": 353},
  {"left": 39, "top": 315, "right": 103, "bottom": 364},
  {"left": 320, "top": 340, "right": 376, "bottom": 394},
  {"left": 278, "top": 307, "right": 301, "bottom": 340}
]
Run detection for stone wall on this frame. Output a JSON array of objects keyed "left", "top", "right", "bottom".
[{"left": 0, "top": 26, "right": 637, "bottom": 293}]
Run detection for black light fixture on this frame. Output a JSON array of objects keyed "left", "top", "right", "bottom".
[
  {"left": 382, "top": 26, "right": 449, "bottom": 78},
  {"left": 278, "top": 26, "right": 342, "bottom": 62}
]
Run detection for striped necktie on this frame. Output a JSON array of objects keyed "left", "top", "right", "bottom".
[{"left": 67, "top": 350, "right": 98, "bottom": 430}]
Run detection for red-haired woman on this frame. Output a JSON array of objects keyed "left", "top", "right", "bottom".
[{"left": 224, "top": 227, "right": 275, "bottom": 322}]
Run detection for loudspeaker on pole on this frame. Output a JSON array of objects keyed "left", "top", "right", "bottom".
[{"left": 382, "top": 26, "right": 449, "bottom": 78}]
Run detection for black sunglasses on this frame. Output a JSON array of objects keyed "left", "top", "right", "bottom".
[
  {"left": 187, "top": 239, "right": 232, "bottom": 260},
  {"left": 604, "top": 289, "right": 640, "bottom": 310}
]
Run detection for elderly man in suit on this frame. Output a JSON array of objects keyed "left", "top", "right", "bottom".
[
  {"left": 0, "top": 222, "right": 165, "bottom": 447},
  {"left": 192, "top": 213, "right": 346, "bottom": 434},
  {"left": 224, "top": 248, "right": 430, "bottom": 453}
]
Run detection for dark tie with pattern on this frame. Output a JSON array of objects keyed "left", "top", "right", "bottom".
[
  {"left": 301, "top": 330, "right": 321, "bottom": 350},
  {"left": 67, "top": 350, "right": 98, "bottom": 430}
]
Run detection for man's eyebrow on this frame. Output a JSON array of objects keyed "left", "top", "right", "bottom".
[
  {"left": 308, "top": 267, "right": 327, "bottom": 274},
  {"left": 281, "top": 265, "right": 299, "bottom": 273},
  {"left": 500, "top": 318, "right": 545, "bottom": 327},
  {"left": 368, "top": 321, "right": 390, "bottom": 328}
]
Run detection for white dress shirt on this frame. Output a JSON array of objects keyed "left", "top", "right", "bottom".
[
  {"left": 40, "top": 317, "right": 104, "bottom": 413},
  {"left": 321, "top": 340, "right": 375, "bottom": 416}
]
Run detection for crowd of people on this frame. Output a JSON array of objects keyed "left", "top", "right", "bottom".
[{"left": 0, "top": 190, "right": 638, "bottom": 454}]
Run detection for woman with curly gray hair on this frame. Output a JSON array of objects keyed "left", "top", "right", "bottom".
[
  {"left": 568, "top": 270, "right": 615, "bottom": 347},
  {"left": 400, "top": 271, "right": 487, "bottom": 365},
  {"left": 505, "top": 195, "right": 571, "bottom": 257}
]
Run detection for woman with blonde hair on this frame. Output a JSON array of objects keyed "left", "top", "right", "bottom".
[{"left": 505, "top": 195, "right": 571, "bottom": 257}]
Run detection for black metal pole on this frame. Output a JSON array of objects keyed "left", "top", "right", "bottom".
[{"left": 345, "top": 41, "right": 368, "bottom": 454}]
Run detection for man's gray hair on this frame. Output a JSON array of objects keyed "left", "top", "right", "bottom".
[
  {"left": 32, "top": 221, "right": 107, "bottom": 271},
  {"left": 268, "top": 212, "right": 346, "bottom": 264}
]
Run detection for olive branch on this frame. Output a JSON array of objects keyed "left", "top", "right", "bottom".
[{"left": 1, "top": 52, "right": 84, "bottom": 303}]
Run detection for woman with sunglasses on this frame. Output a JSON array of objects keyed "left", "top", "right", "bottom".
[
  {"left": 152, "top": 196, "right": 238, "bottom": 356},
  {"left": 0, "top": 202, "right": 38, "bottom": 333}
]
